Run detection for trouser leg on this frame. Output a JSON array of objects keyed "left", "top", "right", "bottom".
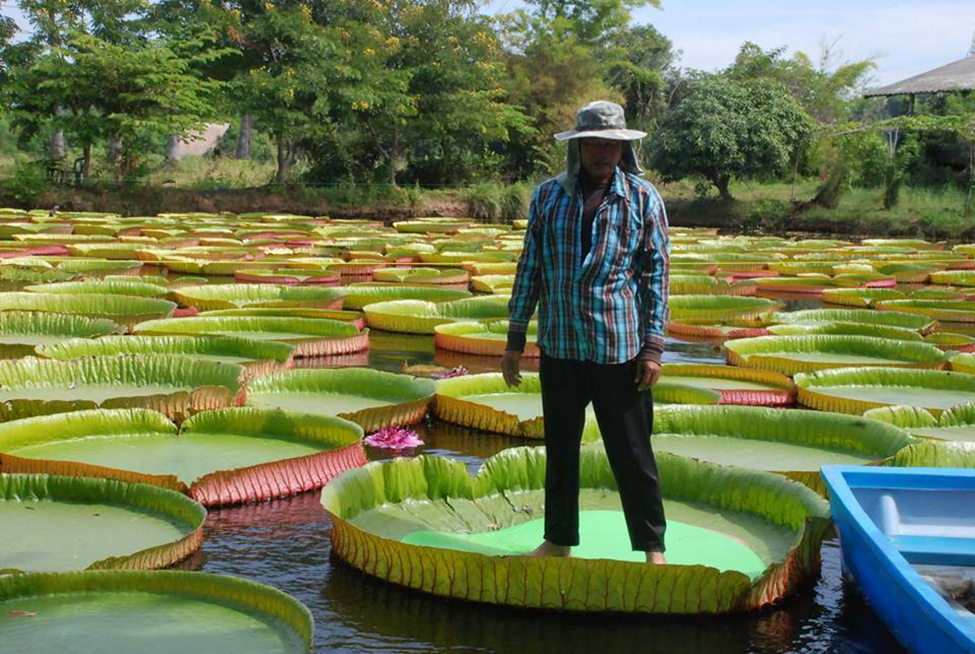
[
  {"left": 539, "top": 352, "right": 589, "bottom": 547},
  {"left": 587, "top": 358, "right": 667, "bottom": 552}
]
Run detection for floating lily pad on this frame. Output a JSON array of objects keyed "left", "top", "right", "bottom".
[
  {"left": 246, "top": 368, "right": 435, "bottom": 433},
  {"left": 433, "top": 373, "right": 716, "bottom": 440},
  {"left": 771, "top": 308, "right": 935, "bottom": 333},
  {"left": 652, "top": 405, "right": 910, "bottom": 494},
  {"left": 172, "top": 284, "right": 346, "bottom": 311},
  {"left": 821, "top": 288, "right": 906, "bottom": 307},
  {"left": 321, "top": 447, "right": 830, "bottom": 613},
  {"left": 434, "top": 321, "right": 539, "bottom": 357},
  {"left": 950, "top": 351, "right": 975, "bottom": 374},
  {"left": 0, "top": 407, "right": 367, "bottom": 506},
  {"left": 0, "top": 356, "right": 242, "bottom": 423},
  {"left": 363, "top": 296, "right": 510, "bottom": 334},
  {"left": 0, "top": 570, "right": 313, "bottom": 653},
  {"left": 37, "top": 335, "right": 294, "bottom": 380},
  {"left": 0, "top": 292, "right": 175, "bottom": 330},
  {"left": 875, "top": 299, "right": 975, "bottom": 323},
  {"left": 133, "top": 316, "right": 366, "bottom": 358},
  {"left": 0, "top": 312, "right": 121, "bottom": 358},
  {"left": 341, "top": 285, "right": 471, "bottom": 310},
  {"left": 0, "top": 473, "right": 204, "bottom": 572},
  {"left": 766, "top": 321, "right": 923, "bottom": 341},
  {"left": 725, "top": 335, "right": 946, "bottom": 375},
  {"left": 795, "top": 367, "right": 975, "bottom": 416},
  {"left": 659, "top": 364, "right": 795, "bottom": 405},
  {"left": 26, "top": 280, "right": 172, "bottom": 299},
  {"left": 669, "top": 295, "right": 783, "bottom": 323}
]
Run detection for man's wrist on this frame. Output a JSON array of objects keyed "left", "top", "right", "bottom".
[
  {"left": 506, "top": 330, "right": 527, "bottom": 353},
  {"left": 638, "top": 336, "right": 664, "bottom": 365}
]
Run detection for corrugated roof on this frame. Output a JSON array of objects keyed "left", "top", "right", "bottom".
[{"left": 864, "top": 56, "right": 975, "bottom": 97}]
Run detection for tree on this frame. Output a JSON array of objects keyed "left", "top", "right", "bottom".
[
  {"left": 724, "top": 40, "right": 874, "bottom": 124},
  {"left": 649, "top": 77, "right": 813, "bottom": 199},
  {"left": 8, "top": 31, "right": 226, "bottom": 180},
  {"left": 604, "top": 24, "right": 676, "bottom": 129}
]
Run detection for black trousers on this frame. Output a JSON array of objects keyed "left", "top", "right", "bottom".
[{"left": 539, "top": 352, "right": 667, "bottom": 552}]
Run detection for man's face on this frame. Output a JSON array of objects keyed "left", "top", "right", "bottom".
[{"left": 579, "top": 137, "right": 623, "bottom": 181}]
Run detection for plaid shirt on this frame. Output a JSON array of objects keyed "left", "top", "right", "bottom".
[{"left": 507, "top": 167, "right": 670, "bottom": 364}]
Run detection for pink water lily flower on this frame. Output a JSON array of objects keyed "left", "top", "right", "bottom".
[{"left": 364, "top": 426, "right": 424, "bottom": 450}]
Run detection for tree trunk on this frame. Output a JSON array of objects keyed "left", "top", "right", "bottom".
[
  {"left": 276, "top": 135, "right": 291, "bottom": 183},
  {"left": 166, "top": 135, "right": 181, "bottom": 162},
  {"left": 107, "top": 133, "right": 122, "bottom": 167},
  {"left": 389, "top": 129, "right": 399, "bottom": 187},
  {"left": 49, "top": 129, "right": 66, "bottom": 160},
  {"left": 81, "top": 142, "right": 91, "bottom": 183},
  {"left": 236, "top": 114, "right": 253, "bottom": 160},
  {"left": 714, "top": 176, "right": 733, "bottom": 200}
]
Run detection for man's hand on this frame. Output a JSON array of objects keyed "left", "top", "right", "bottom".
[
  {"left": 634, "top": 360, "right": 661, "bottom": 388},
  {"left": 501, "top": 350, "right": 522, "bottom": 387}
]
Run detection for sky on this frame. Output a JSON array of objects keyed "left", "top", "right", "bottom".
[{"left": 3, "top": 1, "right": 974, "bottom": 86}]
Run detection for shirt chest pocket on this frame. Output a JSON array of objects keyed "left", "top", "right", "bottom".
[{"left": 598, "top": 207, "right": 642, "bottom": 264}]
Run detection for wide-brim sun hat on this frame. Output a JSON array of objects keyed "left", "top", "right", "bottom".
[{"left": 553, "top": 100, "right": 647, "bottom": 141}]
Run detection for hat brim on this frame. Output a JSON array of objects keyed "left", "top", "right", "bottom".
[{"left": 553, "top": 128, "right": 647, "bottom": 142}]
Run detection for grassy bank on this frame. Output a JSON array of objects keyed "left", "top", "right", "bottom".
[{"left": 2, "top": 154, "right": 972, "bottom": 239}]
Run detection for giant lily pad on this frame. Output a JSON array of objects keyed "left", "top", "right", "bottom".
[
  {"left": 26, "top": 280, "right": 172, "bottom": 299},
  {"left": 363, "top": 296, "right": 510, "bottom": 334},
  {"left": 0, "top": 312, "right": 121, "bottom": 358},
  {"left": 133, "top": 316, "right": 367, "bottom": 358},
  {"left": 372, "top": 267, "right": 470, "bottom": 285},
  {"left": 725, "top": 335, "right": 946, "bottom": 375},
  {"left": 951, "top": 352, "right": 975, "bottom": 373},
  {"left": 434, "top": 320, "right": 539, "bottom": 357},
  {"left": 341, "top": 285, "right": 471, "bottom": 310},
  {"left": 820, "top": 288, "right": 906, "bottom": 307},
  {"left": 795, "top": 367, "right": 975, "bottom": 416},
  {"left": 0, "top": 356, "right": 242, "bottom": 423},
  {"left": 172, "top": 284, "right": 345, "bottom": 311},
  {"left": 875, "top": 299, "right": 975, "bottom": 323},
  {"left": 433, "top": 373, "right": 717, "bottom": 439},
  {"left": 659, "top": 364, "right": 795, "bottom": 405},
  {"left": 771, "top": 308, "right": 935, "bottom": 333},
  {"left": 245, "top": 368, "right": 435, "bottom": 433},
  {"left": 0, "top": 408, "right": 367, "bottom": 506},
  {"left": 0, "top": 570, "right": 313, "bottom": 653},
  {"left": 0, "top": 292, "right": 175, "bottom": 330},
  {"left": 0, "top": 473, "right": 204, "bottom": 572},
  {"left": 669, "top": 296, "right": 783, "bottom": 323},
  {"left": 36, "top": 335, "right": 294, "bottom": 380},
  {"left": 864, "top": 403, "right": 975, "bottom": 444},
  {"left": 766, "top": 320, "right": 923, "bottom": 341},
  {"left": 651, "top": 405, "right": 910, "bottom": 495},
  {"left": 321, "top": 447, "right": 830, "bottom": 613}
]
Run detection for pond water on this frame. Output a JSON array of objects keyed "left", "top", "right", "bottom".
[{"left": 183, "top": 290, "right": 908, "bottom": 653}]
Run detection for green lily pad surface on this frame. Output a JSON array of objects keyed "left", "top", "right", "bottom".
[
  {"left": 0, "top": 571, "right": 312, "bottom": 653},
  {"left": 403, "top": 508, "right": 767, "bottom": 577},
  {"left": 0, "top": 474, "right": 203, "bottom": 572},
  {"left": 651, "top": 434, "right": 875, "bottom": 470}
]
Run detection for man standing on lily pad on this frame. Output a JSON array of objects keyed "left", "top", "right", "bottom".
[{"left": 502, "top": 100, "right": 670, "bottom": 564}]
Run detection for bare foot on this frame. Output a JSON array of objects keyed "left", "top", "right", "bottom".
[
  {"left": 645, "top": 551, "right": 667, "bottom": 565},
  {"left": 528, "top": 541, "right": 572, "bottom": 557}
]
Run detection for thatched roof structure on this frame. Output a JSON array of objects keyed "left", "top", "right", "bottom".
[{"left": 865, "top": 56, "right": 975, "bottom": 97}]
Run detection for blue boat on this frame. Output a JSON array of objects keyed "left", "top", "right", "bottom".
[{"left": 822, "top": 466, "right": 975, "bottom": 654}]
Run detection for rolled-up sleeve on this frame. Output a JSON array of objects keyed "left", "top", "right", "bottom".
[
  {"left": 637, "top": 189, "right": 670, "bottom": 364},
  {"left": 506, "top": 189, "right": 543, "bottom": 350}
]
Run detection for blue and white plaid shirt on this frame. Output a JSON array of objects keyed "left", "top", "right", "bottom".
[{"left": 507, "top": 167, "right": 670, "bottom": 364}]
